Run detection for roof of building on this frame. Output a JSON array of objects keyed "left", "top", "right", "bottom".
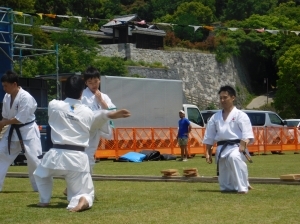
[
  {"left": 40, "top": 25, "right": 113, "bottom": 39},
  {"left": 131, "top": 26, "right": 166, "bottom": 37},
  {"left": 102, "top": 14, "right": 139, "bottom": 27},
  {"left": 35, "top": 72, "right": 81, "bottom": 81}
]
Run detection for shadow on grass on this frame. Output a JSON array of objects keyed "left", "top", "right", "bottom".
[
  {"left": 1, "top": 191, "right": 34, "bottom": 193},
  {"left": 27, "top": 202, "right": 67, "bottom": 209},
  {"left": 195, "top": 189, "right": 220, "bottom": 193},
  {"left": 196, "top": 189, "right": 241, "bottom": 194}
]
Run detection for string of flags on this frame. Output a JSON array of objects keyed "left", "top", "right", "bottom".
[
  {"left": 156, "top": 23, "right": 300, "bottom": 36},
  {"left": 11, "top": 11, "right": 300, "bottom": 36},
  {"left": 12, "top": 11, "right": 110, "bottom": 23}
]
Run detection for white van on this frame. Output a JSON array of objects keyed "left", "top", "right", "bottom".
[
  {"left": 200, "top": 109, "right": 286, "bottom": 127},
  {"left": 200, "top": 109, "right": 288, "bottom": 154}
]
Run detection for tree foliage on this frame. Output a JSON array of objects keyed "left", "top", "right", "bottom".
[
  {"left": 275, "top": 45, "right": 300, "bottom": 118},
  {"left": 0, "top": 0, "right": 36, "bottom": 11},
  {"left": 2, "top": 0, "right": 300, "bottom": 116}
]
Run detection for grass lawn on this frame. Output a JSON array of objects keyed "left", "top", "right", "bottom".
[{"left": 1, "top": 152, "right": 300, "bottom": 224}]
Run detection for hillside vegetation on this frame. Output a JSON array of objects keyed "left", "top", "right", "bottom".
[{"left": 1, "top": 0, "right": 300, "bottom": 117}]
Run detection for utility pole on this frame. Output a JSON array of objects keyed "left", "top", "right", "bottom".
[{"left": 264, "top": 78, "right": 269, "bottom": 104}]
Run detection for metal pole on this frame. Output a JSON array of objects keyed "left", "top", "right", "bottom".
[
  {"left": 55, "top": 43, "right": 59, "bottom": 99},
  {"left": 267, "top": 78, "right": 269, "bottom": 104},
  {"left": 9, "top": 8, "right": 13, "bottom": 70},
  {"left": 19, "top": 48, "right": 22, "bottom": 76}
]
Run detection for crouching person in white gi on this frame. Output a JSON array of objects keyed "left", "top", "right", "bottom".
[
  {"left": 33, "top": 75, "right": 130, "bottom": 212},
  {"left": 203, "top": 85, "right": 254, "bottom": 194},
  {"left": 0, "top": 70, "right": 42, "bottom": 192}
]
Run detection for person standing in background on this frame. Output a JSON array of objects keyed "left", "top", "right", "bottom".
[
  {"left": 177, "top": 110, "right": 192, "bottom": 161},
  {"left": 81, "top": 66, "right": 116, "bottom": 173}
]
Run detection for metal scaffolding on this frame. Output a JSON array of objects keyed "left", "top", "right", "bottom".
[{"left": 0, "top": 7, "right": 60, "bottom": 99}]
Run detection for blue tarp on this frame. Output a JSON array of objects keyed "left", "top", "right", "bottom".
[{"left": 119, "top": 152, "right": 146, "bottom": 163}]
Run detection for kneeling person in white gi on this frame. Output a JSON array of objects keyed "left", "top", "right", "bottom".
[
  {"left": 33, "top": 75, "right": 130, "bottom": 212},
  {"left": 203, "top": 85, "right": 254, "bottom": 194}
]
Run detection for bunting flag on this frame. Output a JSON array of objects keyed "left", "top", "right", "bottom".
[
  {"left": 188, "top": 25, "right": 202, "bottom": 32},
  {"left": 136, "top": 20, "right": 146, "bottom": 25},
  {"left": 56, "top": 15, "right": 82, "bottom": 22},
  {"left": 265, "top": 29, "right": 279, "bottom": 35},
  {"left": 13, "top": 11, "right": 23, "bottom": 16},
  {"left": 203, "top": 26, "right": 214, "bottom": 31},
  {"left": 255, "top": 28, "right": 264, "bottom": 33},
  {"left": 43, "top": 14, "right": 56, "bottom": 19},
  {"left": 36, "top": 13, "right": 43, "bottom": 19},
  {"left": 10, "top": 10, "right": 300, "bottom": 37},
  {"left": 291, "top": 31, "right": 300, "bottom": 36}
]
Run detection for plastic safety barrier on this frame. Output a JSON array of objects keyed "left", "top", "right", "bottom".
[{"left": 94, "top": 127, "right": 300, "bottom": 159}]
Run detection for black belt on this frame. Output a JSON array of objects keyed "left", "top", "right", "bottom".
[
  {"left": 216, "top": 139, "right": 240, "bottom": 176},
  {"left": 8, "top": 120, "right": 35, "bottom": 155},
  {"left": 53, "top": 144, "right": 85, "bottom": 151}
]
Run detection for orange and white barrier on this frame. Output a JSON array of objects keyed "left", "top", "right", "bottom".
[{"left": 94, "top": 127, "right": 300, "bottom": 159}]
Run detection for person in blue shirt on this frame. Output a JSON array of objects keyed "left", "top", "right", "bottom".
[{"left": 177, "top": 110, "right": 192, "bottom": 161}]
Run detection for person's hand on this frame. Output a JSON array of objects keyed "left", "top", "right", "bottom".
[
  {"left": 0, "top": 120, "right": 5, "bottom": 132},
  {"left": 108, "top": 109, "right": 131, "bottom": 119},
  {"left": 95, "top": 90, "right": 103, "bottom": 102}
]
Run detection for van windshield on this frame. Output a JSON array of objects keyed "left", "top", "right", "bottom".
[
  {"left": 186, "top": 107, "right": 204, "bottom": 127},
  {"left": 244, "top": 113, "right": 266, "bottom": 126},
  {"left": 286, "top": 121, "right": 300, "bottom": 127},
  {"left": 201, "top": 111, "right": 217, "bottom": 124}
]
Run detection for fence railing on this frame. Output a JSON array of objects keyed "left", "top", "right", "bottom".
[{"left": 95, "top": 127, "right": 300, "bottom": 159}]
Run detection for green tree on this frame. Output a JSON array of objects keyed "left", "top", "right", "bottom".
[
  {"left": 270, "top": 1, "right": 300, "bottom": 24},
  {"left": 0, "top": 0, "right": 36, "bottom": 11},
  {"left": 173, "top": 2, "right": 214, "bottom": 24},
  {"left": 50, "top": 20, "right": 97, "bottom": 50},
  {"left": 274, "top": 44, "right": 300, "bottom": 118},
  {"left": 222, "top": 0, "right": 277, "bottom": 21},
  {"left": 93, "top": 56, "right": 128, "bottom": 76}
]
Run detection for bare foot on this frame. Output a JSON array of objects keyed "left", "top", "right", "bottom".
[
  {"left": 108, "top": 109, "right": 130, "bottom": 119},
  {"left": 37, "top": 203, "right": 49, "bottom": 207},
  {"left": 63, "top": 188, "right": 67, "bottom": 196},
  {"left": 248, "top": 185, "right": 254, "bottom": 190},
  {"left": 69, "top": 197, "right": 89, "bottom": 212}
]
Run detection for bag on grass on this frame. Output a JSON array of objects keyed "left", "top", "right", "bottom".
[
  {"left": 139, "top": 150, "right": 161, "bottom": 161},
  {"left": 160, "top": 154, "right": 177, "bottom": 161}
]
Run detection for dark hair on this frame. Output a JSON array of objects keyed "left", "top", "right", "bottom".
[
  {"left": 218, "top": 85, "right": 236, "bottom": 97},
  {"left": 65, "top": 75, "right": 85, "bottom": 99},
  {"left": 1, "top": 70, "right": 19, "bottom": 85},
  {"left": 83, "top": 66, "right": 100, "bottom": 82}
]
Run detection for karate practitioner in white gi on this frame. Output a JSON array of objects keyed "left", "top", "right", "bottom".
[
  {"left": 203, "top": 85, "right": 254, "bottom": 194},
  {"left": 0, "top": 70, "right": 42, "bottom": 192},
  {"left": 33, "top": 75, "right": 130, "bottom": 212},
  {"left": 81, "top": 66, "right": 116, "bottom": 173}
]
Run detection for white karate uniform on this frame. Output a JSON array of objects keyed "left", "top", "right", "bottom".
[
  {"left": 81, "top": 87, "right": 116, "bottom": 173},
  {"left": 0, "top": 87, "right": 42, "bottom": 191},
  {"left": 203, "top": 107, "right": 254, "bottom": 192},
  {"left": 33, "top": 98, "right": 110, "bottom": 210}
]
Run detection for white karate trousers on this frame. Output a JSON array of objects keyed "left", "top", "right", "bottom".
[
  {"left": 33, "top": 166, "right": 94, "bottom": 210},
  {"left": 218, "top": 149, "right": 248, "bottom": 193},
  {"left": 85, "top": 130, "right": 102, "bottom": 174},
  {"left": 0, "top": 137, "right": 42, "bottom": 191}
]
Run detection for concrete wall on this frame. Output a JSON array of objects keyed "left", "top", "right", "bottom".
[{"left": 98, "top": 43, "right": 251, "bottom": 109}]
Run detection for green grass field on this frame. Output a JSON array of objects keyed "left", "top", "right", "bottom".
[{"left": 1, "top": 152, "right": 300, "bottom": 224}]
